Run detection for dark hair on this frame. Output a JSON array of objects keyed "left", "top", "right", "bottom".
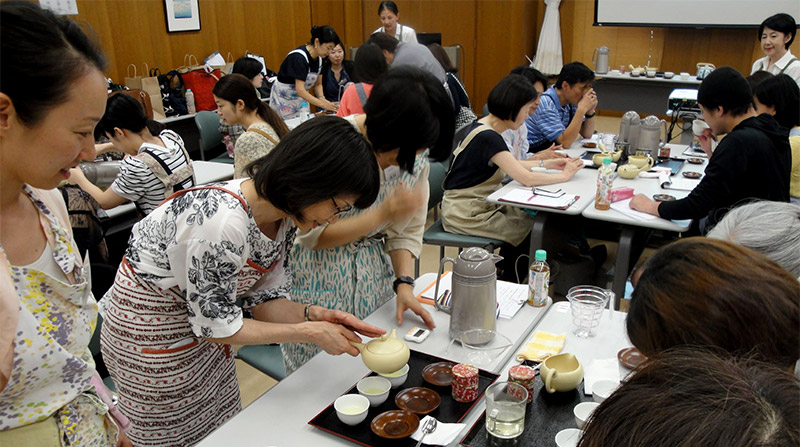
[
  {"left": 213, "top": 74, "right": 289, "bottom": 139},
  {"left": 487, "top": 74, "right": 538, "bottom": 121},
  {"left": 95, "top": 93, "right": 164, "bottom": 140},
  {"left": 0, "top": 0, "right": 107, "bottom": 126},
  {"left": 427, "top": 43, "right": 457, "bottom": 74},
  {"left": 364, "top": 66, "right": 455, "bottom": 173},
  {"left": 378, "top": 1, "right": 399, "bottom": 15},
  {"left": 309, "top": 25, "right": 339, "bottom": 46},
  {"left": 367, "top": 32, "right": 399, "bottom": 54},
  {"left": 232, "top": 57, "right": 263, "bottom": 81},
  {"left": 354, "top": 43, "right": 388, "bottom": 84},
  {"left": 247, "top": 116, "right": 379, "bottom": 222},
  {"left": 628, "top": 237, "right": 800, "bottom": 369},
  {"left": 697, "top": 66, "right": 753, "bottom": 117},
  {"left": 578, "top": 348, "right": 800, "bottom": 447},
  {"left": 510, "top": 65, "right": 549, "bottom": 90},
  {"left": 746, "top": 70, "right": 773, "bottom": 92},
  {"left": 758, "top": 13, "right": 797, "bottom": 49},
  {"left": 555, "top": 62, "right": 594, "bottom": 90},
  {"left": 755, "top": 74, "right": 800, "bottom": 129}
]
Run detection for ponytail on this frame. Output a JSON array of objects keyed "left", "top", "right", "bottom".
[{"left": 256, "top": 101, "right": 289, "bottom": 139}]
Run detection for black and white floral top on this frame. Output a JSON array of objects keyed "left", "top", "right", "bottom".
[{"left": 122, "top": 178, "right": 296, "bottom": 338}]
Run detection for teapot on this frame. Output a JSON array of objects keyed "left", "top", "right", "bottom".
[
  {"left": 592, "top": 150, "right": 621, "bottom": 167},
  {"left": 592, "top": 46, "right": 610, "bottom": 74},
  {"left": 617, "top": 163, "right": 649, "bottom": 179},
  {"left": 627, "top": 154, "right": 654, "bottom": 170},
  {"left": 434, "top": 247, "right": 501, "bottom": 341},
  {"left": 350, "top": 329, "right": 410, "bottom": 374},
  {"left": 696, "top": 62, "right": 715, "bottom": 80},
  {"left": 540, "top": 353, "right": 584, "bottom": 393}
]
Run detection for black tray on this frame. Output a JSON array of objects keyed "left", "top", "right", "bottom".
[
  {"left": 309, "top": 350, "right": 499, "bottom": 447},
  {"left": 460, "top": 377, "right": 592, "bottom": 447}
]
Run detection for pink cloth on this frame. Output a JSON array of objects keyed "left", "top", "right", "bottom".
[{"left": 336, "top": 83, "right": 373, "bottom": 117}]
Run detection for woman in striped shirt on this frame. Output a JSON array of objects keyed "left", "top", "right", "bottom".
[{"left": 69, "top": 93, "right": 196, "bottom": 215}]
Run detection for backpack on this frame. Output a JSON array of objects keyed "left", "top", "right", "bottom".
[{"left": 150, "top": 68, "right": 188, "bottom": 116}]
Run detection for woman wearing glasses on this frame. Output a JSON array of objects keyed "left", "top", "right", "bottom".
[{"left": 99, "top": 117, "right": 385, "bottom": 445}]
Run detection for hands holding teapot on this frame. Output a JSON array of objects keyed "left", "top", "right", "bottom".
[{"left": 301, "top": 305, "right": 386, "bottom": 357}]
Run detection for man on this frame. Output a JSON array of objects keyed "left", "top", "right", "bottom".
[
  {"left": 367, "top": 32, "right": 446, "bottom": 84},
  {"left": 630, "top": 67, "right": 791, "bottom": 230},
  {"left": 526, "top": 61, "right": 598, "bottom": 153}
]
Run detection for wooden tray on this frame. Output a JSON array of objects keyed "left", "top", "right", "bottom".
[{"left": 309, "top": 350, "right": 499, "bottom": 447}]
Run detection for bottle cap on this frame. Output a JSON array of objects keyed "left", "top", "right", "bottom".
[
  {"left": 603, "top": 157, "right": 611, "bottom": 164},
  {"left": 187, "top": 89, "right": 192, "bottom": 92},
  {"left": 534, "top": 249, "right": 547, "bottom": 261}
]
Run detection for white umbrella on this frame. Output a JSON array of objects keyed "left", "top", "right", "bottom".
[{"left": 532, "top": 0, "right": 563, "bottom": 76}]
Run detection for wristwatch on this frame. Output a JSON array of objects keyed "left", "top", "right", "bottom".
[
  {"left": 585, "top": 112, "right": 596, "bottom": 118},
  {"left": 392, "top": 276, "right": 415, "bottom": 292}
]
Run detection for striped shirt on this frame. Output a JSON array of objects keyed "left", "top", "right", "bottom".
[
  {"left": 110, "top": 130, "right": 194, "bottom": 215},
  {"left": 525, "top": 86, "right": 580, "bottom": 150}
]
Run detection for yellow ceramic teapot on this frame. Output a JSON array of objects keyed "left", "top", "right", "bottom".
[
  {"left": 617, "top": 163, "right": 649, "bottom": 179},
  {"left": 627, "top": 154, "right": 654, "bottom": 170},
  {"left": 540, "top": 353, "right": 584, "bottom": 393},
  {"left": 350, "top": 329, "right": 410, "bottom": 374},
  {"left": 592, "top": 150, "right": 622, "bottom": 166}
]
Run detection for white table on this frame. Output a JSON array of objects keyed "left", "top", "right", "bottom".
[{"left": 197, "top": 278, "right": 631, "bottom": 447}]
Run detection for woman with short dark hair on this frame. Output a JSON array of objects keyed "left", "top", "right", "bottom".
[
  {"left": 100, "top": 116, "right": 384, "bottom": 445},
  {"left": 751, "top": 13, "right": 799, "bottom": 84},
  {"left": 337, "top": 43, "right": 387, "bottom": 117},
  {"left": 628, "top": 237, "right": 800, "bottom": 370},
  {"left": 321, "top": 42, "right": 354, "bottom": 103}
]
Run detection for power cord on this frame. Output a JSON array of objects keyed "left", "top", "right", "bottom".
[{"left": 514, "top": 254, "right": 530, "bottom": 284}]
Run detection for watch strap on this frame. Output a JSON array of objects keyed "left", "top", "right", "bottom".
[{"left": 392, "top": 276, "right": 415, "bottom": 292}]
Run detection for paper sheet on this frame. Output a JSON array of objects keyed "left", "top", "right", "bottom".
[
  {"left": 496, "top": 281, "right": 528, "bottom": 319},
  {"left": 498, "top": 188, "right": 578, "bottom": 209},
  {"left": 610, "top": 198, "right": 658, "bottom": 221}
]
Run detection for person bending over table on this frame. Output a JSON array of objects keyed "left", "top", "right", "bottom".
[
  {"left": 368, "top": 32, "right": 447, "bottom": 85},
  {"left": 0, "top": 2, "right": 131, "bottom": 445},
  {"left": 100, "top": 117, "right": 385, "bottom": 446},
  {"left": 219, "top": 57, "right": 268, "bottom": 157},
  {"left": 751, "top": 13, "right": 800, "bottom": 85},
  {"left": 372, "top": 1, "right": 417, "bottom": 44},
  {"left": 337, "top": 42, "right": 388, "bottom": 117},
  {"left": 441, "top": 74, "right": 583, "bottom": 278},
  {"left": 284, "top": 67, "right": 455, "bottom": 373},
  {"left": 525, "top": 62, "right": 597, "bottom": 153},
  {"left": 627, "top": 238, "right": 799, "bottom": 372},
  {"left": 69, "top": 93, "right": 196, "bottom": 216},
  {"left": 753, "top": 74, "right": 800, "bottom": 203},
  {"left": 578, "top": 347, "right": 800, "bottom": 447},
  {"left": 630, "top": 67, "right": 791, "bottom": 230},
  {"left": 270, "top": 25, "right": 339, "bottom": 119},
  {"left": 213, "top": 74, "right": 289, "bottom": 179}
]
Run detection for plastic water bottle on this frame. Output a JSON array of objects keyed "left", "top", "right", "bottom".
[
  {"left": 527, "top": 250, "right": 550, "bottom": 307},
  {"left": 300, "top": 102, "right": 311, "bottom": 121},
  {"left": 595, "top": 157, "right": 613, "bottom": 210},
  {"left": 185, "top": 89, "right": 196, "bottom": 114}
]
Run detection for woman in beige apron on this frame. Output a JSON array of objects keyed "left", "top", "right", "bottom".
[
  {"left": 269, "top": 26, "right": 340, "bottom": 119},
  {"left": 0, "top": 3, "right": 129, "bottom": 445},
  {"left": 441, "top": 75, "right": 583, "bottom": 272},
  {"left": 100, "top": 117, "right": 385, "bottom": 445}
]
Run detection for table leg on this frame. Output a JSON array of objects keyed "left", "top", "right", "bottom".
[{"left": 528, "top": 212, "right": 548, "bottom": 266}]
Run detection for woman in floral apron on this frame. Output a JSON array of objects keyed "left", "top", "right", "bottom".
[
  {"left": 100, "top": 117, "right": 384, "bottom": 446},
  {"left": 269, "top": 25, "right": 340, "bottom": 119},
  {"left": 284, "top": 67, "right": 456, "bottom": 373},
  {"left": 0, "top": 2, "right": 130, "bottom": 445}
]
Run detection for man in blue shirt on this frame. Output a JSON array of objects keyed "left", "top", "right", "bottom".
[{"left": 526, "top": 62, "right": 598, "bottom": 153}]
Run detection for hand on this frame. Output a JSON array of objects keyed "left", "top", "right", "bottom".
[
  {"left": 301, "top": 320, "right": 365, "bottom": 356},
  {"left": 320, "top": 99, "right": 338, "bottom": 112},
  {"left": 630, "top": 193, "right": 659, "bottom": 216},
  {"left": 311, "top": 307, "right": 386, "bottom": 339},
  {"left": 697, "top": 128, "right": 715, "bottom": 158},
  {"left": 67, "top": 167, "right": 86, "bottom": 185},
  {"left": 578, "top": 88, "right": 598, "bottom": 114},
  {"left": 395, "top": 284, "right": 435, "bottom": 330},
  {"left": 382, "top": 181, "right": 426, "bottom": 223},
  {"left": 531, "top": 144, "right": 567, "bottom": 160},
  {"left": 116, "top": 432, "right": 133, "bottom": 447},
  {"left": 555, "top": 158, "right": 584, "bottom": 179}
]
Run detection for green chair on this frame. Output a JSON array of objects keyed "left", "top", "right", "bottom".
[
  {"left": 88, "top": 313, "right": 117, "bottom": 392},
  {"left": 236, "top": 344, "right": 287, "bottom": 381},
  {"left": 194, "top": 110, "right": 232, "bottom": 163}
]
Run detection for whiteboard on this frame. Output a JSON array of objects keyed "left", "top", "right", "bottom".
[{"left": 595, "top": 0, "right": 800, "bottom": 28}]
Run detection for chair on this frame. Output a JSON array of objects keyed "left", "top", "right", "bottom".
[
  {"left": 235, "top": 345, "right": 287, "bottom": 381},
  {"left": 414, "top": 159, "right": 506, "bottom": 276},
  {"left": 194, "top": 110, "right": 231, "bottom": 163}
]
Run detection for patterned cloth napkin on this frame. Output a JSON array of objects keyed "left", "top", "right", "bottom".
[{"left": 515, "top": 330, "right": 566, "bottom": 362}]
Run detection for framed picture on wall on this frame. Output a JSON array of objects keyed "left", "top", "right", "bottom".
[{"left": 163, "top": 0, "right": 200, "bottom": 33}]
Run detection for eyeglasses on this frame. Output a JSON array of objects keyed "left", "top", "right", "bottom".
[{"left": 330, "top": 197, "right": 352, "bottom": 218}]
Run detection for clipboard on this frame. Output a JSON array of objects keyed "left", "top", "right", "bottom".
[{"left": 415, "top": 271, "right": 452, "bottom": 305}]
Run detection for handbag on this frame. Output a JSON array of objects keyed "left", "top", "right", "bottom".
[
  {"left": 179, "top": 54, "right": 221, "bottom": 112},
  {"left": 152, "top": 68, "right": 188, "bottom": 117}
]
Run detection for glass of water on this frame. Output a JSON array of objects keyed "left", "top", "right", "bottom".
[{"left": 485, "top": 382, "right": 528, "bottom": 439}]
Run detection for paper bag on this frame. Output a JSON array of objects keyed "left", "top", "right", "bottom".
[
  {"left": 223, "top": 52, "right": 235, "bottom": 75},
  {"left": 124, "top": 64, "right": 143, "bottom": 90},
  {"left": 141, "top": 68, "right": 166, "bottom": 120}
]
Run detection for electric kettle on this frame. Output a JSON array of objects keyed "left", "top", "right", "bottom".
[
  {"left": 696, "top": 63, "right": 715, "bottom": 80},
  {"left": 638, "top": 115, "right": 667, "bottom": 153},
  {"left": 433, "top": 247, "right": 502, "bottom": 341},
  {"left": 619, "top": 111, "right": 641, "bottom": 155},
  {"left": 592, "top": 46, "right": 610, "bottom": 75}
]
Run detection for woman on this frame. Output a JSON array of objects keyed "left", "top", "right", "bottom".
[
  {"left": 337, "top": 42, "right": 387, "bottom": 117},
  {"left": 69, "top": 93, "right": 195, "bottom": 215},
  {"left": 753, "top": 73, "right": 800, "bottom": 203},
  {"left": 100, "top": 117, "right": 385, "bottom": 446},
  {"left": 751, "top": 13, "right": 800, "bottom": 84},
  {"left": 285, "top": 67, "right": 455, "bottom": 373},
  {"left": 373, "top": 1, "right": 417, "bottom": 43},
  {"left": 427, "top": 42, "right": 476, "bottom": 128},
  {"left": 220, "top": 57, "right": 267, "bottom": 156},
  {"left": 270, "top": 25, "right": 339, "bottom": 118},
  {"left": 578, "top": 348, "right": 800, "bottom": 447},
  {"left": 628, "top": 237, "right": 800, "bottom": 370},
  {"left": 0, "top": 1, "right": 129, "bottom": 445},
  {"left": 213, "top": 74, "right": 289, "bottom": 179},
  {"left": 321, "top": 42, "right": 354, "bottom": 103},
  {"left": 441, "top": 74, "right": 583, "bottom": 249}
]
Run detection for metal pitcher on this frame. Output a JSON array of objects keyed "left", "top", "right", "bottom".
[
  {"left": 434, "top": 247, "right": 502, "bottom": 341},
  {"left": 619, "top": 111, "right": 640, "bottom": 155},
  {"left": 592, "top": 46, "right": 610, "bottom": 75},
  {"left": 638, "top": 115, "right": 667, "bottom": 154}
]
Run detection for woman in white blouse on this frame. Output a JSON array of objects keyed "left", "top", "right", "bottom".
[
  {"left": 373, "top": 1, "right": 417, "bottom": 43},
  {"left": 751, "top": 13, "right": 800, "bottom": 84}
]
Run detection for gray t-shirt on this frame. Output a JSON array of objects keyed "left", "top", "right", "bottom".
[{"left": 392, "top": 42, "right": 446, "bottom": 84}]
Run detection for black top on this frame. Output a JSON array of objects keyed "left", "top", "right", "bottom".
[
  {"left": 659, "top": 113, "right": 791, "bottom": 229},
  {"left": 446, "top": 72, "right": 470, "bottom": 113},
  {"left": 444, "top": 123, "right": 509, "bottom": 190},
  {"left": 276, "top": 46, "right": 321, "bottom": 85},
  {"left": 321, "top": 59, "right": 355, "bottom": 102}
]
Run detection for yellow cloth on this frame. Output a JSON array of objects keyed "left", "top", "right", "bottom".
[
  {"left": 516, "top": 330, "right": 566, "bottom": 362},
  {"left": 789, "top": 132, "right": 799, "bottom": 199}
]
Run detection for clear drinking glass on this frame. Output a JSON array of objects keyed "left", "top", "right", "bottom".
[
  {"left": 485, "top": 381, "right": 528, "bottom": 439},
  {"left": 566, "top": 285, "right": 610, "bottom": 338}
]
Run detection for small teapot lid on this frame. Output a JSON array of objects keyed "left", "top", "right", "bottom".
[
  {"left": 456, "top": 247, "right": 500, "bottom": 276},
  {"left": 365, "top": 330, "right": 406, "bottom": 355}
]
